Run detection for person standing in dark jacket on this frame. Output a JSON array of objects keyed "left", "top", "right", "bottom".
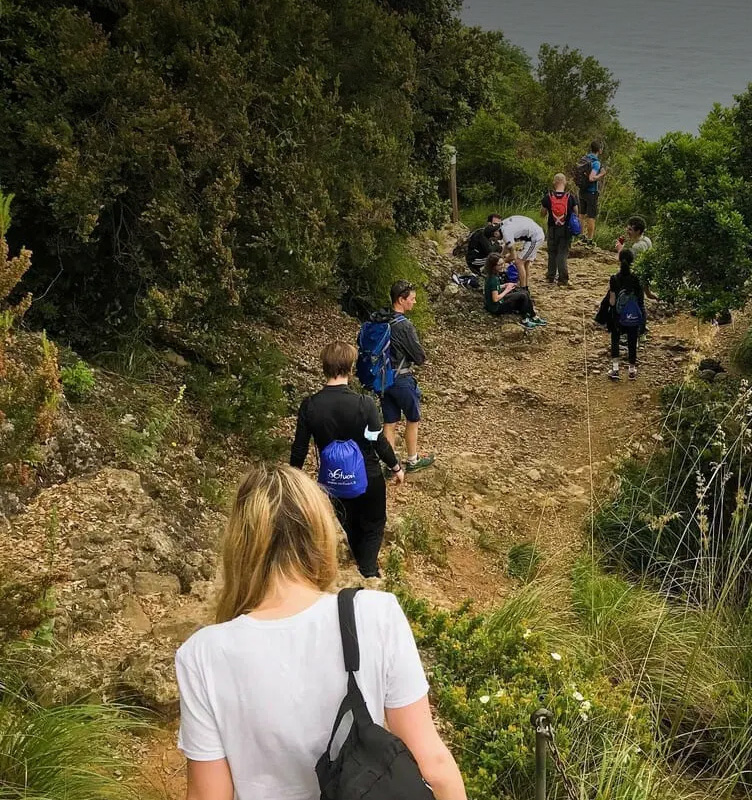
[
  {"left": 291, "top": 341, "right": 403, "bottom": 578},
  {"left": 607, "top": 249, "right": 646, "bottom": 381},
  {"left": 378, "top": 280, "right": 435, "bottom": 473}
]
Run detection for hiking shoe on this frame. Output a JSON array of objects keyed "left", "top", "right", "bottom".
[
  {"left": 628, "top": 367, "right": 638, "bottom": 380},
  {"left": 451, "top": 273, "right": 461, "bottom": 285},
  {"left": 531, "top": 315, "right": 547, "bottom": 326},
  {"left": 608, "top": 367, "right": 620, "bottom": 381},
  {"left": 405, "top": 454, "right": 435, "bottom": 472},
  {"left": 520, "top": 317, "right": 537, "bottom": 330}
]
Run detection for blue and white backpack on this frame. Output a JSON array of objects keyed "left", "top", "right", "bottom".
[
  {"left": 318, "top": 440, "right": 368, "bottom": 499},
  {"left": 616, "top": 290, "right": 644, "bottom": 327}
]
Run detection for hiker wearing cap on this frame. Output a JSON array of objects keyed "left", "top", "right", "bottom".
[
  {"left": 379, "top": 280, "right": 435, "bottom": 473},
  {"left": 484, "top": 253, "right": 546, "bottom": 330},
  {"left": 541, "top": 173, "right": 578, "bottom": 286},
  {"left": 498, "top": 215, "right": 545, "bottom": 291},
  {"left": 575, "top": 141, "right": 607, "bottom": 246},
  {"left": 290, "top": 341, "right": 403, "bottom": 579}
]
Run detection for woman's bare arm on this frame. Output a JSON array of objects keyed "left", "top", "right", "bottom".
[
  {"left": 186, "top": 758, "right": 234, "bottom": 800},
  {"left": 386, "top": 696, "right": 466, "bottom": 800}
]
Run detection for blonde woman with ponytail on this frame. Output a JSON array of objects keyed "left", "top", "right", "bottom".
[{"left": 176, "top": 464, "right": 466, "bottom": 800}]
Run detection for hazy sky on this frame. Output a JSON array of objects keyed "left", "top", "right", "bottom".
[{"left": 461, "top": 0, "right": 752, "bottom": 139}]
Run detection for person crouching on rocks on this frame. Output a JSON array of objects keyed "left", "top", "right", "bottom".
[{"left": 484, "top": 253, "right": 547, "bottom": 330}]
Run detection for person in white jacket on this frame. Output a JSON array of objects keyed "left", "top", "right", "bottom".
[{"left": 499, "top": 214, "right": 545, "bottom": 291}]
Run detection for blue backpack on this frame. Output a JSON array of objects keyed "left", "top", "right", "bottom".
[
  {"left": 616, "top": 290, "right": 644, "bottom": 327},
  {"left": 568, "top": 212, "right": 582, "bottom": 236},
  {"left": 356, "top": 314, "right": 406, "bottom": 394},
  {"left": 318, "top": 440, "right": 368, "bottom": 499}
]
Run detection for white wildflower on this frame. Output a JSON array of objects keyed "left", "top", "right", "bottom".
[
  {"left": 479, "top": 695, "right": 490, "bottom": 704},
  {"left": 550, "top": 652, "right": 562, "bottom": 661},
  {"left": 579, "top": 711, "right": 589, "bottom": 722},
  {"left": 495, "top": 689, "right": 505, "bottom": 697},
  {"left": 523, "top": 628, "right": 532, "bottom": 639},
  {"left": 581, "top": 700, "right": 591, "bottom": 712},
  {"left": 572, "top": 691, "right": 584, "bottom": 702}
]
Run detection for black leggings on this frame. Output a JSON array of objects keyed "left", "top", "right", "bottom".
[
  {"left": 611, "top": 324, "right": 639, "bottom": 365},
  {"left": 332, "top": 475, "right": 386, "bottom": 578},
  {"left": 490, "top": 289, "right": 535, "bottom": 319}
]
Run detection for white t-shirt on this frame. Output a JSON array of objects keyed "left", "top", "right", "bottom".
[
  {"left": 500, "top": 215, "right": 544, "bottom": 245},
  {"left": 176, "top": 590, "right": 429, "bottom": 800}
]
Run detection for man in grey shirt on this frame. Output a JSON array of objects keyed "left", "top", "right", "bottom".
[{"left": 616, "top": 216, "right": 652, "bottom": 257}]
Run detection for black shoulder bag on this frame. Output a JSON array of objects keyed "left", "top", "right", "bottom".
[{"left": 316, "top": 588, "right": 435, "bottom": 799}]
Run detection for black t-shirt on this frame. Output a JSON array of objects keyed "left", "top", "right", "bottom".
[
  {"left": 290, "top": 385, "right": 398, "bottom": 479},
  {"left": 609, "top": 271, "right": 643, "bottom": 299},
  {"left": 541, "top": 191, "right": 578, "bottom": 228}
]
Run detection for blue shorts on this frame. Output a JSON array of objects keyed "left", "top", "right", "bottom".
[{"left": 381, "top": 374, "right": 422, "bottom": 424}]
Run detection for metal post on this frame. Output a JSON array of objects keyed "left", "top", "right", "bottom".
[
  {"left": 448, "top": 147, "right": 459, "bottom": 223},
  {"left": 531, "top": 708, "right": 553, "bottom": 800}
]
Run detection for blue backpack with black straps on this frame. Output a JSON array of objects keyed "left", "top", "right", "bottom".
[
  {"left": 616, "top": 290, "right": 644, "bottom": 327},
  {"left": 356, "top": 314, "right": 405, "bottom": 394}
]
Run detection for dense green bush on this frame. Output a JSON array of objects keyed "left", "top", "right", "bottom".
[
  {"left": 634, "top": 92, "right": 752, "bottom": 318},
  {"left": 0, "top": 0, "right": 496, "bottom": 351},
  {"left": 340, "top": 231, "right": 433, "bottom": 331},
  {"left": 735, "top": 325, "right": 752, "bottom": 373},
  {"left": 397, "top": 584, "right": 654, "bottom": 800},
  {"left": 593, "top": 379, "right": 752, "bottom": 608}
]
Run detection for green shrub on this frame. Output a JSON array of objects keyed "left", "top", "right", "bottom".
[
  {"left": 507, "top": 542, "right": 542, "bottom": 582},
  {"left": 572, "top": 561, "right": 752, "bottom": 784},
  {"left": 340, "top": 231, "right": 433, "bottom": 332},
  {"left": 0, "top": 191, "right": 61, "bottom": 488},
  {"left": 60, "top": 359, "right": 95, "bottom": 402},
  {"left": 394, "top": 512, "right": 446, "bottom": 566},
  {"left": 0, "top": 657, "right": 143, "bottom": 800},
  {"left": 734, "top": 324, "right": 752, "bottom": 373},
  {"left": 399, "top": 584, "right": 653, "bottom": 800},
  {"left": 593, "top": 379, "right": 752, "bottom": 608},
  {"left": 119, "top": 385, "right": 185, "bottom": 463},
  {"left": 186, "top": 343, "right": 285, "bottom": 456}
]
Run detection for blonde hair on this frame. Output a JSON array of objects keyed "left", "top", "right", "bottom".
[
  {"left": 215, "top": 464, "right": 339, "bottom": 622},
  {"left": 553, "top": 172, "right": 567, "bottom": 187}
]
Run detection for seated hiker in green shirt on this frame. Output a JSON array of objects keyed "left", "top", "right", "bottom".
[{"left": 484, "top": 253, "right": 546, "bottom": 330}]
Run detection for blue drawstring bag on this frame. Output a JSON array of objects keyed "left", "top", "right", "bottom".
[
  {"left": 504, "top": 263, "right": 519, "bottom": 283},
  {"left": 319, "top": 440, "right": 368, "bottom": 499},
  {"left": 568, "top": 212, "right": 582, "bottom": 236}
]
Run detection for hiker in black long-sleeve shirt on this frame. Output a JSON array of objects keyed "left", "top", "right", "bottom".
[{"left": 290, "top": 341, "right": 403, "bottom": 578}]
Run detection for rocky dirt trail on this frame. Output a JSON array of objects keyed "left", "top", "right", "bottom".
[
  {"left": 0, "top": 236, "right": 717, "bottom": 799},
  {"left": 382, "top": 242, "right": 709, "bottom": 607}
]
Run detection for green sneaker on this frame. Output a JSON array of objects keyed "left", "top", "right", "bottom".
[
  {"left": 531, "top": 315, "right": 547, "bottom": 326},
  {"left": 405, "top": 454, "right": 435, "bottom": 472},
  {"left": 520, "top": 317, "right": 537, "bottom": 330}
]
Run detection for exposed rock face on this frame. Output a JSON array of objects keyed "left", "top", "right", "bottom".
[{"left": 2, "top": 467, "right": 221, "bottom": 711}]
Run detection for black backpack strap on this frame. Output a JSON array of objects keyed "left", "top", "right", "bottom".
[{"left": 338, "top": 587, "right": 362, "bottom": 673}]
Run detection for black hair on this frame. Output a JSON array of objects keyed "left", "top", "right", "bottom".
[
  {"left": 627, "top": 215, "right": 646, "bottom": 234},
  {"left": 590, "top": 140, "right": 602, "bottom": 154},
  {"left": 390, "top": 279, "right": 416, "bottom": 305},
  {"left": 487, "top": 212, "right": 501, "bottom": 223},
  {"left": 619, "top": 248, "right": 635, "bottom": 275},
  {"left": 483, "top": 223, "right": 498, "bottom": 238}
]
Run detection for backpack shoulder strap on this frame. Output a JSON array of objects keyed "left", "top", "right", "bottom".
[{"left": 337, "top": 587, "right": 362, "bottom": 673}]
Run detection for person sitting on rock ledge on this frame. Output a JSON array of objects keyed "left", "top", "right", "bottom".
[{"left": 484, "top": 253, "right": 546, "bottom": 330}]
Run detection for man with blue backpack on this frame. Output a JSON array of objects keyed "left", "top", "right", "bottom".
[
  {"left": 357, "top": 280, "right": 435, "bottom": 474},
  {"left": 290, "top": 341, "right": 404, "bottom": 579},
  {"left": 575, "top": 141, "right": 607, "bottom": 246}
]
